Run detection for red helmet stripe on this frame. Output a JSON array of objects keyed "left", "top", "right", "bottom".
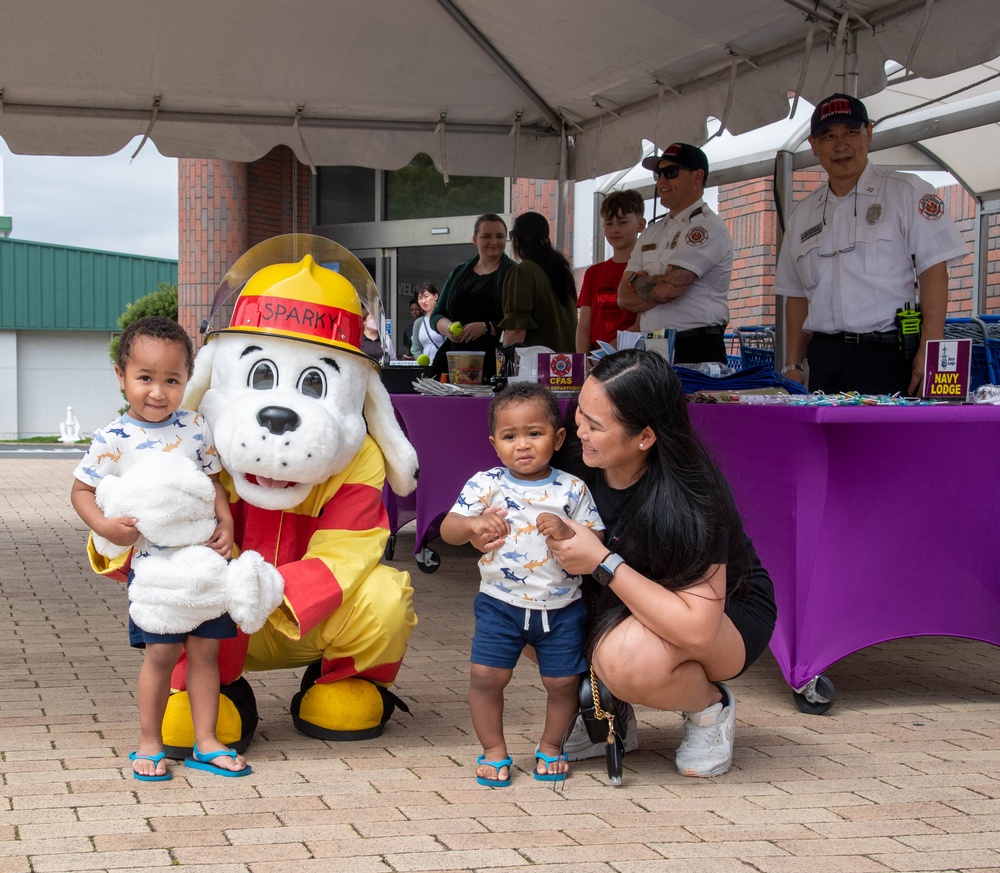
[{"left": 232, "top": 294, "right": 363, "bottom": 348}]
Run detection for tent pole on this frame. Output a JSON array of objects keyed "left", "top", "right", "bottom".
[
  {"left": 773, "top": 149, "right": 796, "bottom": 368},
  {"left": 843, "top": 30, "right": 859, "bottom": 97},
  {"left": 556, "top": 123, "right": 568, "bottom": 253}
]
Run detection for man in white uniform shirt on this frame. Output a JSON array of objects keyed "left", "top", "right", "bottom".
[
  {"left": 617, "top": 143, "right": 733, "bottom": 365},
  {"left": 775, "top": 93, "right": 968, "bottom": 395}
]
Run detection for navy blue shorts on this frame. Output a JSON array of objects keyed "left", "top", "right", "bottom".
[
  {"left": 471, "top": 593, "right": 588, "bottom": 677},
  {"left": 126, "top": 572, "right": 238, "bottom": 649}
]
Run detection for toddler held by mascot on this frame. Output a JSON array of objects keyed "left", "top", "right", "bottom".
[{"left": 89, "top": 236, "right": 419, "bottom": 752}]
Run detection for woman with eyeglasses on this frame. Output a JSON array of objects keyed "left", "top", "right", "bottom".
[
  {"left": 429, "top": 213, "right": 515, "bottom": 383},
  {"left": 409, "top": 282, "right": 445, "bottom": 361},
  {"left": 499, "top": 211, "right": 578, "bottom": 353}
]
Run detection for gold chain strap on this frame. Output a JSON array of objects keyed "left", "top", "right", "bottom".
[{"left": 588, "top": 665, "right": 616, "bottom": 743}]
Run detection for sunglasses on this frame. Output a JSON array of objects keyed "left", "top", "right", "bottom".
[{"left": 653, "top": 165, "right": 691, "bottom": 181}]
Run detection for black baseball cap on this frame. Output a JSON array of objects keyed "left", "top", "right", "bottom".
[
  {"left": 810, "top": 93, "right": 870, "bottom": 138},
  {"left": 641, "top": 142, "right": 709, "bottom": 179}
]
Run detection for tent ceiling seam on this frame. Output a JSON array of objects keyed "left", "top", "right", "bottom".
[
  {"left": 431, "top": 0, "right": 562, "bottom": 132},
  {"left": 0, "top": 102, "right": 559, "bottom": 137},
  {"left": 573, "top": 0, "right": 929, "bottom": 137}
]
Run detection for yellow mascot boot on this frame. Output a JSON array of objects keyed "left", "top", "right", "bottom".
[
  {"left": 162, "top": 677, "right": 260, "bottom": 758},
  {"left": 290, "top": 663, "right": 409, "bottom": 741}
]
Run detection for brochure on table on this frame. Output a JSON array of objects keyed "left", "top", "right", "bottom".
[{"left": 922, "top": 338, "right": 972, "bottom": 401}]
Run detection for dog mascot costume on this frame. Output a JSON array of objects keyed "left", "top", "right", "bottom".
[{"left": 90, "top": 236, "right": 419, "bottom": 752}]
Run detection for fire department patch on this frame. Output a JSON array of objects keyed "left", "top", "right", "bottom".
[
  {"left": 685, "top": 225, "right": 709, "bottom": 247},
  {"left": 918, "top": 193, "right": 945, "bottom": 220}
]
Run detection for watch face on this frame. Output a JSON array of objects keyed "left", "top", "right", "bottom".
[{"left": 593, "top": 564, "right": 613, "bottom": 587}]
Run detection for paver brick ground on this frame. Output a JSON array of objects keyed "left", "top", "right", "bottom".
[{"left": 2, "top": 457, "right": 1000, "bottom": 872}]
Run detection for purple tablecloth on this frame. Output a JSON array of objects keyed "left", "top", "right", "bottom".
[
  {"left": 692, "top": 403, "right": 1000, "bottom": 689},
  {"left": 390, "top": 394, "right": 1000, "bottom": 690}
]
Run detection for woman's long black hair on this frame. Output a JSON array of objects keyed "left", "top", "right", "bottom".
[
  {"left": 560, "top": 350, "right": 747, "bottom": 653},
  {"left": 508, "top": 211, "right": 576, "bottom": 305}
]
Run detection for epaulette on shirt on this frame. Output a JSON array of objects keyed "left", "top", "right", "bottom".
[{"left": 648, "top": 206, "right": 703, "bottom": 226}]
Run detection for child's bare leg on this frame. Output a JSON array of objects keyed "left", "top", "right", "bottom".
[
  {"left": 470, "top": 663, "right": 512, "bottom": 782},
  {"left": 135, "top": 641, "right": 183, "bottom": 777},
  {"left": 535, "top": 512, "right": 574, "bottom": 541},
  {"left": 536, "top": 674, "right": 579, "bottom": 776},
  {"left": 185, "top": 635, "right": 247, "bottom": 771}
]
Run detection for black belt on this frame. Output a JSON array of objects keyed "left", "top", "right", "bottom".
[
  {"left": 676, "top": 324, "right": 726, "bottom": 339},
  {"left": 814, "top": 330, "right": 897, "bottom": 346}
]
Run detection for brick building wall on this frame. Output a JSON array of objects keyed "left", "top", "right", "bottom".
[
  {"left": 511, "top": 178, "right": 574, "bottom": 259},
  {"left": 178, "top": 147, "right": 311, "bottom": 344},
  {"left": 177, "top": 159, "right": 247, "bottom": 341},
  {"left": 179, "top": 154, "right": 997, "bottom": 341}
]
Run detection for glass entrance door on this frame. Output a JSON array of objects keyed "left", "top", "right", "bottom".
[{"left": 394, "top": 243, "right": 476, "bottom": 358}]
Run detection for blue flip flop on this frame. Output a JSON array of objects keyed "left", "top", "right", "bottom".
[
  {"left": 183, "top": 743, "right": 252, "bottom": 778},
  {"left": 533, "top": 747, "right": 568, "bottom": 782},
  {"left": 129, "top": 751, "right": 172, "bottom": 782},
  {"left": 475, "top": 754, "right": 513, "bottom": 787}
]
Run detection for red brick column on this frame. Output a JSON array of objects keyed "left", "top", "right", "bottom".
[
  {"left": 177, "top": 147, "right": 311, "bottom": 346},
  {"left": 177, "top": 159, "right": 248, "bottom": 345},
  {"left": 247, "top": 147, "right": 311, "bottom": 246},
  {"left": 511, "top": 178, "right": 575, "bottom": 259}
]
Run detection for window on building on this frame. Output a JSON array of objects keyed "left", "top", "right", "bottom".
[
  {"left": 385, "top": 154, "right": 504, "bottom": 221},
  {"left": 316, "top": 166, "right": 376, "bottom": 225}
]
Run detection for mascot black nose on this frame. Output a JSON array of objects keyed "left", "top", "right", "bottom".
[{"left": 257, "top": 406, "right": 301, "bottom": 435}]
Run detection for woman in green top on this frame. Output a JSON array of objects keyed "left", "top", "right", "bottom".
[
  {"left": 500, "top": 212, "right": 578, "bottom": 353},
  {"left": 429, "top": 213, "right": 515, "bottom": 382}
]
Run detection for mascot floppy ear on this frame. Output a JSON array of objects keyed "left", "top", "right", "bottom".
[
  {"left": 183, "top": 341, "right": 219, "bottom": 413},
  {"left": 365, "top": 367, "right": 418, "bottom": 497}
]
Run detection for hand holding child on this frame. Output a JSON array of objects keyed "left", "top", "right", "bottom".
[
  {"left": 98, "top": 515, "right": 141, "bottom": 548},
  {"left": 205, "top": 517, "right": 235, "bottom": 560}
]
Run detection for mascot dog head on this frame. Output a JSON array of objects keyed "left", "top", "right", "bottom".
[{"left": 185, "top": 249, "right": 418, "bottom": 511}]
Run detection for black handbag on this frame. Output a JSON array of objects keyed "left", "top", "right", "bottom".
[{"left": 577, "top": 666, "right": 627, "bottom": 785}]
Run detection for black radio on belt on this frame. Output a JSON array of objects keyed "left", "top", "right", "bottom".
[{"left": 895, "top": 305, "right": 921, "bottom": 361}]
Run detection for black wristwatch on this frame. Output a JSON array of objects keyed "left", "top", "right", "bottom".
[{"left": 593, "top": 552, "right": 625, "bottom": 587}]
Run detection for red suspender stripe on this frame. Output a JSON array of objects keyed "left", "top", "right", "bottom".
[
  {"left": 281, "top": 557, "right": 344, "bottom": 632},
  {"left": 314, "top": 481, "right": 389, "bottom": 532},
  {"left": 316, "top": 655, "right": 405, "bottom": 685}
]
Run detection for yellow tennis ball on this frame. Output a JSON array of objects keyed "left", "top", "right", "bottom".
[
  {"left": 450, "top": 322, "right": 464, "bottom": 337},
  {"left": 417, "top": 354, "right": 430, "bottom": 366}
]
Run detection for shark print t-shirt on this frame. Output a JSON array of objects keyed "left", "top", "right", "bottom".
[
  {"left": 449, "top": 466, "right": 604, "bottom": 609},
  {"left": 73, "top": 409, "right": 222, "bottom": 562}
]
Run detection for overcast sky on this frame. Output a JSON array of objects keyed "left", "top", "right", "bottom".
[{"left": 0, "top": 135, "right": 178, "bottom": 260}]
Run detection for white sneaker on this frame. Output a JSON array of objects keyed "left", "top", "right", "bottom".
[
  {"left": 674, "top": 682, "right": 736, "bottom": 778},
  {"left": 564, "top": 704, "right": 639, "bottom": 761}
]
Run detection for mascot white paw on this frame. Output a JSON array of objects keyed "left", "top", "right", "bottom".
[
  {"left": 93, "top": 453, "right": 283, "bottom": 636},
  {"left": 160, "top": 235, "right": 419, "bottom": 754}
]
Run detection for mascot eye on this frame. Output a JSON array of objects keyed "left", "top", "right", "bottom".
[
  {"left": 297, "top": 368, "right": 327, "bottom": 399},
  {"left": 248, "top": 360, "right": 278, "bottom": 390}
]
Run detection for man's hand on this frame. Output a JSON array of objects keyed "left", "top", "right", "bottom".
[
  {"left": 909, "top": 347, "right": 926, "bottom": 396},
  {"left": 629, "top": 271, "right": 657, "bottom": 302},
  {"left": 632, "top": 267, "right": 696, "bottom": 304}
]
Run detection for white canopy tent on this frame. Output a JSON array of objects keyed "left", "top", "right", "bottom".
[
  {"left": 2, "top": 0, "right": 999, "bottom": 337},
  {"left": 1, "top": 0, "right": 998, "bottom": 186}
]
